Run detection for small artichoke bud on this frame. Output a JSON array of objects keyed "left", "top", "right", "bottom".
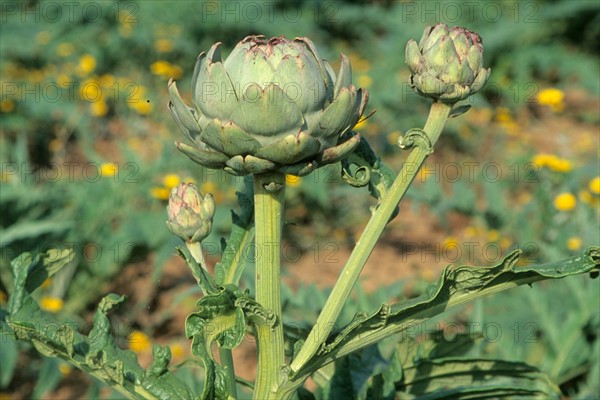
[
  {"left": 406, "top": 23, "right": 490, "bottom": 103},
  {"left": 166, "top": 183, "right": 215, "bottom": 243}
]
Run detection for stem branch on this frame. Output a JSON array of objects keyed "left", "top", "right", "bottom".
[{"left": 289, "top": 102, "right": 452, "bottom": 376}]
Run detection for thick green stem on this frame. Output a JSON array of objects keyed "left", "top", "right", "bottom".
[
  {"left": 220, "top": 347, "right": 238, "bottom": 399},
  {"left": 186, "top": 241, "right": 206, "bottom": 269},
  {"left": 253, "top": 172, "right": 286, "bottom": 400},
  {"left": 289, "top": 102, "right": 453, "bottom": 377}
]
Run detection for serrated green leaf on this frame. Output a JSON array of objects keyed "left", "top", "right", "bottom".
[
  {"left": 399, "top": 357, "right": 560, "bottom": 399},
  {"left": 185, "top": 285, "right": 250, "bottom": 400},
  {"left": 366, "top": 331, "right": 561, "bottom": 399},
  {"left": 25, "top": 248, "right": 75, "bottom": 292},
  {"left": 293, "top": 247, "right": 599, "bottom": 380},
  {"left": 6, "top": 250, "right": 195, "bottom": 400}
]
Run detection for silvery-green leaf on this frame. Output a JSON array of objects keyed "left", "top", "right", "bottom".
[
  {"left": 254, "top": 132, "right": 321, "bottom": 164},
  {"left": 334, "top": 54, "right": 352, "bottom": 98},
  {"left": 176, "top": 141, "right": 228, "bottom": 167},
  {"left": 231, "top": 83, "right": 303, "bottom": 138}
]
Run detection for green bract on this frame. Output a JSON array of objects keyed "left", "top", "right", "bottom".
[
  {"left": 169, "top": 35, "right": 368, "bottom": 176},
  {"left": 166, "top": 183, "right": 215, "bottom": 243},
  {"left": 406, "top": 23, "right": 490, "bottom": 103}
]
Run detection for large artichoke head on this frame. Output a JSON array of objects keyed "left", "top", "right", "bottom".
[
  {"left": 406, "top": 23, "right": 490, "bottom": 103},
  {"left": 169, "top": 35, "right": 368, "bottom": 176}
]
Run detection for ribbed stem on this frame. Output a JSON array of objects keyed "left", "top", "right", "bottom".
[
  {"left": 219, "top": 347, "right": 238, "bottom": 399},
  {"left": 253, "top": 172, "right": 286, "bottom": 400},
  {"left": 288, "top": 102, "right": 453, "bottom": 379}
]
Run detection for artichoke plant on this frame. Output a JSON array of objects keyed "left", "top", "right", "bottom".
[
  {"left": 166, "top": 183, "right": 215, "bottom": 243},
  {"left": 169, "top": 35, "right": 368, "bottom": 176},
  {"left": 406, "top": 23, "right": 490, "bottom": 102}
]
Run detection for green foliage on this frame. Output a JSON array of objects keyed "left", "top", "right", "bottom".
[
  {"left": 4, "top": 249, "right": 193, "bottom": 399},
  {"left": 2, "top": 0, "right": 599, "bottom": 398}
]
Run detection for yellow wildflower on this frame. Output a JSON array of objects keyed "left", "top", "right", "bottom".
[
  {"left": 464, "top": 226, "right": 478, "bottom": 238},
  {"left": 155, "top": 39, "right": 173, "bottom": 52},
  {"left": 487, "top": 229, "right": 500, "bottom": 242},
  {"left": 466, "top": 107, "right": 492, "bottom": 125},
  {"left": 151, "top": 187, "right": 170, "bottom": 200},
  {"left": 98, "top": 74, "right": 116, "bottom": 87},
  {"left": 150, "top": 61, "right": 182, "bottom": 79},
  {"left": 418, "top": 166, "right": 436, "bottom": 182},
  {"left": 128, "top": 330, "right": 152, "bottom": 353},
  {"left": 201, "top": 181, "right": 217, "bottom": 194},
  {"left": 162, "top": 174, "right": 181, "bottom": 189},
  {"left": 129, "top": 101, "right": 152, "bottom": 115},
  {"left": 499, "top": 237, "right": 512, "bottom": 250},
  {"left": 579, "top": 189, "right": 600, "bottom": 208},
  {"left": 443, "top": 236, "right": 459, "bottom": 247},
  {"left": 29, "top": 69, "right": 44, "bottom": 83},
  {"left": 589, "top": 177, "right": 600, "bottom": 195},
  {"left": 99, "top": 162, "right": 118, "bottom": 177},
  {"left": 357, "top": 75, "right": 372, "bottom": 88},
  {"left": 36, "top": 31, "right": 51, "bottom": 45},
  {"left": 119, "top": 24, "right": 133, "bottom": 38},
  {"left": 90, "top": 100, "right": 108, "bottom": 117},
  {"left": 554, "top": 192, "right": 576, "bottom": 211},
  {"left": 518, "top": 191, "right": 533, "bottom": 205},
  {"left": 59, "top": 363, "right": 72, "bottom": 377},
  {"left": 118, "top": 10, "right": 135, "bottom": 37},
  {"left": 0, "top": 100, "right": 15, "bottom": 113},
  {"left": 421, "top": 267, "right": 437, "bottom": 282},
  {"left": 1, "top": 173, "right": 13, "bottom": 184},
  {"left": 40, "top": 297, "right": 64, "bottom": 313},
  {"left": 57, "top": 74, "right": 71, "bottom": 88},
  {"left": 48, "top": 139, "right": 63, "bottom": 153},
  {"left": 537, "top": 88, "right": 564, "bottom": 112},
  {"left": 551, "top": 158, "right": 572, "bottom": 173},
  {"left": 170, "top": 343, "right": 185, "bottom": 359},
  {"left": 387, "top": 131, "right": 401, "bottom": 145},
  {"left": 566, "top": 237, "right": 582, "bottom": 251},
  {"left": 494, "top": 107, "right": 518, "bottom": 134},
  {"left": 531, "top": 153, "right": 572, "bottom": 173},
  {"left": 332, "top": 228, "right": 346, "bottom": 242},
  {"left": 77, "top": 54, "right": 97, "bottom": 76},
  {"left": 495, "top": 107, "right": 513, "bottom": 123},
  {"left": 285, "top": 174, "right": 301, "bottom": 188},
  {"left": 353, "top": 58, "right": 371, "bottom": 73},
  {"left": 150, "top": 60, "right": 171, "bottom": 75},
  {"left": 57, "top": 43, "right": 74, "bottom": 57}
]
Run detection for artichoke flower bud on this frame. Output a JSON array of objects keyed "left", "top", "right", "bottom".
[
  {"left": 406, "top": 23, "right": 490, "bottom": 103},
  {"left": 166, "top": 183, "right": 215, "bottom": 243},
  {"left": 169, "top": 35, "right": 368, "bottom": 176}
]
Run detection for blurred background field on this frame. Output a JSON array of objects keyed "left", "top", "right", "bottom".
[{"left": 1, "top": 0, "right": 599, "bottom": 398}]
